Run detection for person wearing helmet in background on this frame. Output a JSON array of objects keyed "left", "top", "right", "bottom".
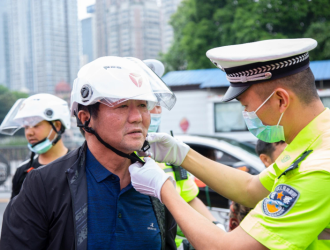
[
  {"left": 0, "top": 56, "right": 177, "bottom": 250},
  {"left": 0, "top": 94, "right": 71, "bottom": 199},
  {"left": 144, "top": 59, "right": 223, "bottom": 249}
]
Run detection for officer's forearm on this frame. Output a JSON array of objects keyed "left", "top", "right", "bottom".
[
  {"left": 161, "top": 180, "right": 226, "bottom": 249},
  {"left": 181, "top": 149, "right": 269, "bottom": 208},
  {"left": 188, "top": 197, "right": 216, "bottom": 221},
  {"left": 161, "top": 180, "right": 267, "bottom": 250}
]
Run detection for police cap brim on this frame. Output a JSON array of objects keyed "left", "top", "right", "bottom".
[{"left": 221, "top": 85, "right": 250, "bottom": 102}]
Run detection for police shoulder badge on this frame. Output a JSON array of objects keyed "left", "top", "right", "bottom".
[{"left": 262, "top": 184, "right": 300, "bottom": 217}]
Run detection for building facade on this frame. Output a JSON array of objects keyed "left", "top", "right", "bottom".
[
  {"left": 0, "top": 0, "right": 10, "bottom": 87},
  {"left": 81, "top": 5, "right": 97, "bottom": 65},
  {"left": 5, "top": 0, "right": 80, "bottom": 94},
  {"left": 160, "top": 0, "right": 182, "bottom": 53},
  {"left": 95, "top": 0, "right": 162, "bottom": 59}
]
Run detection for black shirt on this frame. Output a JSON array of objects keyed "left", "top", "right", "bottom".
[{"left": 11, "top": 155, "right": 43, "bottom": 199}]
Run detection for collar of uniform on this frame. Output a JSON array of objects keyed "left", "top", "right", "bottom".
[
  {"left": 86, "top": 146, "right": 115, "bottom": 183},
  {"left": 274, "top": 108, "right": 330, "bottom": 176}
]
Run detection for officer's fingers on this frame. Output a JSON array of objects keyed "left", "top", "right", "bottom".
[
  {"left": 146, "top": 132, "right": 159, "bottom": 143},
  {"left": 136, "top": 150, "right": 149, "bottom": 157},
  {"left": 128, "top": 161, "right": 143, "bottom": 174},
  {"left": 147, "top": 132, "right": 170, "bottom": 144},
  {"left": 143, "top": 157, "right": 156, "bottom": 164}
]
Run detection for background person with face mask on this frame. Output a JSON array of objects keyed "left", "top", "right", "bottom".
[
  {"left": 130, "top": 38, "right": 330, "bottom": 249},
  {"left": 145, "top": 59, "right": 222, "bottom": 249},
  {"left": 0, "top": 94, "right": 71, "bottom": 199}
]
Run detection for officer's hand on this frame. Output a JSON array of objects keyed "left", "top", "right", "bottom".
[
  {"left": 129, "top": 157, "right": 176, "bottom": 203},
  {"left": 140, "top": 132, "right": 190, "bottom": 166}
]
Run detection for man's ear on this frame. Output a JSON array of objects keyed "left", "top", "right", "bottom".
[
  {"left": 274, "top": 88, "right": 290, "bottom": 113},
  {"left": 259, "top": 154, "right": 272, "bottom": 168},
  {"left": 78, "top": 110, "right": 90, "bottom": 125},
  {"left": 54, "top": 120, "right": 62, "bottom": 131}
]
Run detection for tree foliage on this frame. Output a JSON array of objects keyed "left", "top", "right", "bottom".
[{"left": 162, "top": 0, "right": 330, "bottom": 71}]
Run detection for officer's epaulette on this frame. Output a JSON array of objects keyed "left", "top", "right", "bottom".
[{"left": 278, "top": 150, "right": 313, "bottom": 179}]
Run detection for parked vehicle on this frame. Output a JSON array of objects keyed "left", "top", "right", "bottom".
[{"left": 176, "top": 135, "right": 264, "bottom": 208}]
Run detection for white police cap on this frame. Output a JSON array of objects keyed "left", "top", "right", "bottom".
[{"left": 206, "top": 38, "right": 317, "bottom": 102}]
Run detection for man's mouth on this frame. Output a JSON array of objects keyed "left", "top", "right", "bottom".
[
  {"left": 28, "top": 139, "right": 38, "bottom": 144},
  {"left": 127, "top": 129, "right": 143, "bottom": 135}
]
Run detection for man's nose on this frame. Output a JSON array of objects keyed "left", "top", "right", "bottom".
[
  {"left": 128, "top": 105, "right": 143, "bottom": 123},
  {"left": 25, "top": 126, "right": 34, "bottom": 135}
]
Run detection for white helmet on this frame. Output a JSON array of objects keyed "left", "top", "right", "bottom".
[
  {"left": 143, "top": 59, "right": 165, "bottom": 78},
  {"left": 0, "top": 94, "right": 71, "bottom": 135},
  {"left": 70, "top": 56, "right": 176, "bottom": 116}
]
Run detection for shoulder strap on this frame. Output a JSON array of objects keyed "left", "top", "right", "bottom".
[{"left": 278, "top": 150, "right": 313, "bottom": 179}]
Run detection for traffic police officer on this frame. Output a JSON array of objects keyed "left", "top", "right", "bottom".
[{"left": 129, "top": 38, "right": 330, "bottom": 249}]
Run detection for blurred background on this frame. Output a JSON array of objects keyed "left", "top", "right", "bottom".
[{"left": 0, "top": 0, "right": 330, "bottom": 226}]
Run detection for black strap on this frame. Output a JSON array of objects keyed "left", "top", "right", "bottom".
[
  {"left": 48, "top": 121, "right": 63, "bottom": 146},
  {"left": 27, "top": 152, "right": 36, "bottom": 169},
  {"left": 74, "top": 109, "right": 145, "bottom": 164},
  {"left": 278, "top": 150, "right": 313, "bottom": 179}
]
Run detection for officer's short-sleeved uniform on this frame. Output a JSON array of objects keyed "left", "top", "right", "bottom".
[{"left": 241, "top": 108, "right": 330, "bottom": 250}]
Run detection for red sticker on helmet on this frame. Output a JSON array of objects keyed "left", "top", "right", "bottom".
[{"left": 129, "top": 73, "right": 143, "bottom": 87}]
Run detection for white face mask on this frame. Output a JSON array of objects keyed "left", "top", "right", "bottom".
[
  {"left": 242, "top": 91, "right": 285, "bottom": 143},
  {"left": 148, "top": 113, "right": 162, "bottom": 133},
  {"left": 27, "top": 128, "right": 56, "bottom": 154}
]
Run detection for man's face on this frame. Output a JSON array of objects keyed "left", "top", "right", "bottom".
[
  {"left": 25, "top": 120, "right": 54, "bottom": 145},
  {"left": 237, "top": 84, "right": 281, "bottom": 126},
  {"left": 90, "top": 100, "right": 151, "bottom": 154},
  {"left": 150, "top": 105, "right": 162, "bottom": 115}
]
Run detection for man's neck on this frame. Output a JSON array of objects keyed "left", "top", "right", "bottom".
[
  {"left": 87, "top": 139, "right": 132, "bottom": 190},
  {"left": 285, "top": 100, "right": 325, "bottom": 144},
  {"left": 38, "top": 140, "right": 68, "bottom": 165}
]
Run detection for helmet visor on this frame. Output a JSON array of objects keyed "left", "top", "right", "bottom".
[
  {"left": 125, "top": 57, "right": 176, "bottom": 110},
  {"left": 0, "top": 99, "right": 46, "bottom": 135},
  {"left": 0, "top": 99, "right": 26, "bottom": 135},
  {"left": 99, "top": 97, "right": 156, "bottom": 111}
]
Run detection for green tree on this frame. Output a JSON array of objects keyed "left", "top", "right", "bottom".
[{"left": 162, "top": 0, "right": 330, "bottom": 71}]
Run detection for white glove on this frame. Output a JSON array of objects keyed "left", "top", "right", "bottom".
[
  {"left": 140, "top": 133, "right": 190, "bottom": 166},
  {"left": 129, "top": 157, "right": 176, "bottom": 203}
]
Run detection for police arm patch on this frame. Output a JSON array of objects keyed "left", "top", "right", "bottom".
[{"left": 262, "top": 184, "right": 300, "bottom": 217}]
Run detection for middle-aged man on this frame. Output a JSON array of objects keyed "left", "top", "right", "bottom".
[
  {"left": 129, "top": 38, "right": 330, "bottom": 249},
  {"left": 0, "top": 56, "right": 177, "bottom": 250}
]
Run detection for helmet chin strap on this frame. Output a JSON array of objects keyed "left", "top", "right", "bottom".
[{"left": 74, "top": 107, "right": 148, "bottom": 164}]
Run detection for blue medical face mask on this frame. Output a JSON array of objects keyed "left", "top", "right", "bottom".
[
  {"left": 148, "top": 113, "right": 162, "bottom": 133},
  {"left": 27, "top": 129, "right": 55, "bottom": 154},
  {"left": 242, "top": 91, "right": 285, "bottom": 143}
]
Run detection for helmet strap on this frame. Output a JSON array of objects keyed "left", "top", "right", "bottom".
[
  {"left": 47, "top": 121, "right": 63, "bottom": 146},
  {"left": 74, "top": 108, "right": 147, "bottom": 164}
]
